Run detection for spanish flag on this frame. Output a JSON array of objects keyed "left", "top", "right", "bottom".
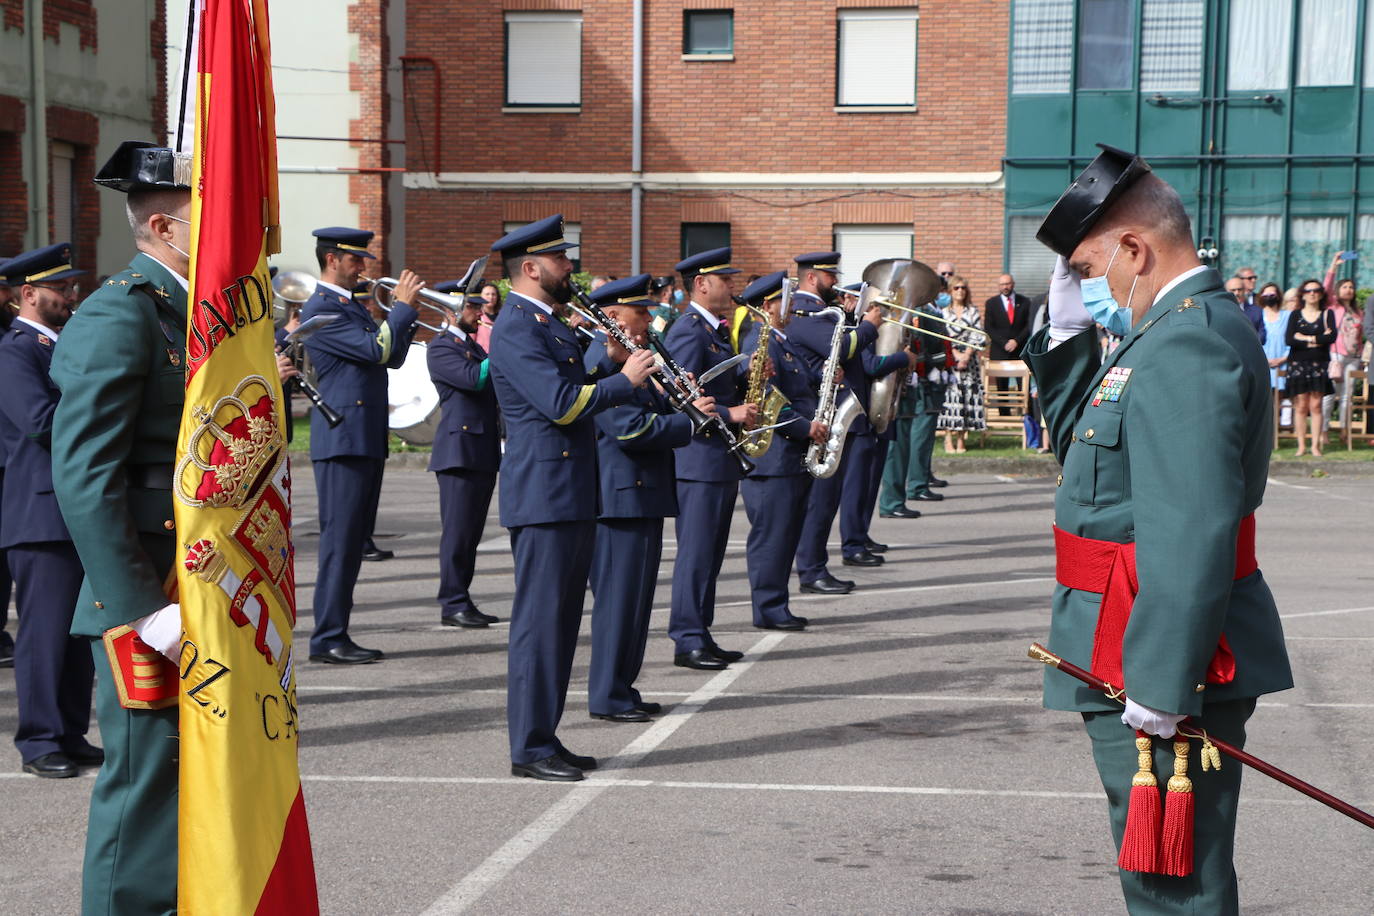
[{"left": 175, "top": 0, "right": 318, "bottom": 911}]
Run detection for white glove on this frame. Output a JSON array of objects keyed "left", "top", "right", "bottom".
[
  {"left": 1121, "top": 698, "right": 1186, "bottom": 738},
  {"left": 1048, "top": 255, "right": 1092, "bottom": 342},
  {"left": 132, "top": 602, "right": 183, "bottom": 663}
]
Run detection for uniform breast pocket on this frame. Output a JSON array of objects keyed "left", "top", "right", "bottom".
[
  {"left": 454, "top": 418, "right": 485, "bottom": 435},
  {"left": 158, "top": 367, "right": 186, "bottom": 404},
  {"left": 1063, "top": 408, "right": 1125, "bottom": 507}
]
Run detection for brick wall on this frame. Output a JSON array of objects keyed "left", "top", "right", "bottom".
[
  {"left": 47, "top": 105, "right": 99, "bottom": 276},
  {"left": 402, "top": 0, "right": 1010, "bottom": 297},
  {"left": 1, "top": 0, "right": 21, "bottom": 33},
  {"left": 45, "top": 0, "right": 97, "bottom": 49},
  {"left": 348, "top": 0, "right": 393, "bottom": 277}
]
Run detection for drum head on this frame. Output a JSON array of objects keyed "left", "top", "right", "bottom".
[{"left": 387, "top": 342, "right": 442, "bottom": 445}]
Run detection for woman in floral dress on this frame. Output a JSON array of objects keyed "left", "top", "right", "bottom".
[{"left": 937, "top": 276, "right": 986, "bottom": 452}]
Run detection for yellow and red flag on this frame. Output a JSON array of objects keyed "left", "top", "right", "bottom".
[{"left": 174, "top": 0, "right": 318, "bottom": 912}]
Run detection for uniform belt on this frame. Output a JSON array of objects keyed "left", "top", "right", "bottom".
[
  {"left": 126, "top": 464, "right": 175, "bottom": 490},
  {"left": 1052, "top": 514, "right": 1256, "bottom": 688}
]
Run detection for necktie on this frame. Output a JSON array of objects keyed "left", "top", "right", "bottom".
[{"left": 1005, "top": 295, "right": 1015, "bottom": 323}]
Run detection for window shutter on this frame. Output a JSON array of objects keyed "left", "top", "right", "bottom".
[
  {"left": 51, "top": 141, "right": 76, "bottom": 244},
  {"left": 833, "top": 225, "right": 915, "bottom": 287},
  {"left": 837, "top": 10, "right": 917, "bottom": 106},
  {"left": 506, "top": 12, "right": 582, "bottom": 106}
]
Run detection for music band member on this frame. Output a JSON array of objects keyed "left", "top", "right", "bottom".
[
  {"left": 738, "top": 271, "right": 828, "bottom": 631},
  {"left": 488, "top": 215, "right": 655, "bottom": 781},
  {"left": 0, "top": 243, "right": 97, "bottom": 779},
  {"left": 585, "top": 274, "right": 709, "bottom": 722},
  {"left": 427, "top": 286, "right": 500, "bottom": 628},
  {"left": 665, "top": 247, "right": 758, "bottom": 671},
  {"left": 302, "top": 227, "right": 422, "bottom": 664}
]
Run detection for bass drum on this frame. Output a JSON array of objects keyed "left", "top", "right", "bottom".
[{"left": 387, "top": 342, "right": 441, "bottom": 445}]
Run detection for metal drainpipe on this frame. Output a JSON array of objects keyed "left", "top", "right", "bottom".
[
  {"left": 630, "top": 0, "right": 643, "bottom": 274},
  {"left": 28, "top": 0, "right": 48, "bottom": 248}
]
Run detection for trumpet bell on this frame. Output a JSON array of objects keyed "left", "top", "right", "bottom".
[{"left": 272, "top": 269, "right": 318, "bottom": 304}]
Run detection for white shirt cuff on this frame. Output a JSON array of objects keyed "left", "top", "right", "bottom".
[{"left": 131, "top": 603, "right": 183, "bottom": 661}]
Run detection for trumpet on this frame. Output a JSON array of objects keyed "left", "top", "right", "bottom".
[
  {"left": 875, "top": 298, "right": 991, "bottom": 351},
  {"left": 366, "top": 276, "right": 465, "bottom": 334}
]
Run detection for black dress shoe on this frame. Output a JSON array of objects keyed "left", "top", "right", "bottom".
[
  {"left": 880, "top": 506, "right": 922, "bottom": 519},
  {"left": 705, "top": 641, "right": 744, "bottom": 663},
  {"left": 511, "top": 755, "right": 584, "bottom": 782},
  {"left": 23, "top": 752, "right": 77, "bottom": 779},
  {"left": 65, "top": 743, "right": 104, "bottom": 767},
  {"left": 842, "top": 550, "right": 884, "bottom": 567},
  {"left": 361, "top": 540, "right": 394, "bottom": 562},
  {"left": 755, "top": 617, "right": 806, "bottom": 631},
  {"left": 441, "top": 609, "right": 491, "bottom": 628},
  {"left": 471, "top": 609, "right": 499, "bottom": 624},
  {"left": 865, "top": 538, "right": 888, "bottom": 554},
  {"left": 634, "top": 702, "right": 663, "bottom": 715},
  {"left": 557, "top": 748, "right": 597, "bottom": 771},
  {"left": 911, "top": 489, "right": 944, "bottom": 501},
  {"left": 309, "top": 642, "right": 383, "bottom": 665},
  {"left": 799, "top": 575, "right": 854, "bottom": 595},
  {"left": 590, "top": 709, "right": 651, "bottom": 723},
  {"left": 674, "top": 648, "right": 727, "bottom": 670},
  {"left": 929, "top": 476, "right": 949, "bottom": 488}
]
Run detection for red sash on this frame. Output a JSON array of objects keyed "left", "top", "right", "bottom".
[{"left": 1053, "top": 514, "right": 1256, "bottom": 687}]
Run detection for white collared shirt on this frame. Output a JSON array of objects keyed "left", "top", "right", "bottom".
[
  {"left": 317, "top": 279, "right": 352, "bottom": 299},
  {"left": 448, "top": 324, "right": 468, "bottom": 342},
  {"left": 689, "top": 301, "right": 721, "bottom": 328},
  {"left": 1151, "top": 264, "right": 1209, "bottom": 307},
  {"left": 506, "top": 289, "right": 555, "bottom": 316},
  {"left": 143, "top": 253, "right": 189, "bottom": 292},
  {"left": 15, "top": 316, "right": 60, "bottom": 339}
]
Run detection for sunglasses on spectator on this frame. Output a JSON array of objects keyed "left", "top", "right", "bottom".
[
  {"left": 1302, "top": 287, "right": 1323, "bottom": 294},
  {"left": 939, "top": 271, "right": 953, "bottom": 277},
  {"left": 951, "top": 285, "right": 967, "bottom": 290},
  {"left": 1237, "top": 274, "right": 1256, "bottom": 280}
]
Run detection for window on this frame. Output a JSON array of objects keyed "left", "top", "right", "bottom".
[
  {"left": 1229, "top": 0, "right": 1292, "bottom": 90},
  {"left": 1077, "top": 0, "right": 1135, "bottom": 90},
  {"left": 1011, "top": 0, "right": 1073, "bottom": 94},
  {"left": 1288, "top": 215, "right": 1346, "bottom": 286},
  {"left": 1298, "top": 0, "right": 1357, "bottom": 86},
  {"left": 1140, "top": 0, "right": 1204, "bottom": 93},
  {"left": 1221, "top": 214, "right": 1282, "bottom": 284},
  {"left": 684, "top": 10, "right": 733, "bottom": 56},
  {"left": 51, "top": 141, "right": 76, "bottom": 244},
  {"left": 1006, "top": 215, "right": 1058, "bottom": 298},
  {"left": 503, "top": 220, "right": 581, "bottom": 272},
  {"left": 680, "top": 223, "right": 731, "bottom": 261},
  {"left": 504, "top": 12, "right": 582, "bottom": 108},
  {"left": 832, "top": 225, "right": 914, "bottom": 286},
  {"left": 836, "top": 8, "right": 918, "bottom": 108}
]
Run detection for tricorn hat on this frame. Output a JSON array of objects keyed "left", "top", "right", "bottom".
[
  {"left": 94, "top": 141, "right": 192, "bottom": 193},
  {"left": 1037, "top": 144, "right": 1152, "bottom": 258}
]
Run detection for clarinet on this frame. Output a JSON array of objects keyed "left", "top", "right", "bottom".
[{"left": 570, "top": 285, "right": 754, "bottom": 475}]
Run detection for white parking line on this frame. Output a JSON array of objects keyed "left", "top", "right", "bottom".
[
  {"left": 417, "top": 631, "right": 787, "bottom": 916},
  {"left": 715, "top": 575, "right": 1056, "bottom": 609},
  {"left": 1281, "top": 605, "right": 1374, "bottom": 620}
]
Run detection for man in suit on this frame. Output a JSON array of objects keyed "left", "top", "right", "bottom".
[
  {"left": 739, "top": 271, "right": 828, "bottom": 630},
  {"left": 427, "top": 286, "right": 500, "bottom": 628},
  {"left": 0, "top": 268, "right": 13, "bottom": 670},
  {"left": 1028, "top": 144, "right": 1291, "bottom": 912},
  {"left": 585, "top": 274, "right": 705, "bottom": 721},
  {"left": 790, "top": 253, "right": 907, "bottom": 589},
  {"left": 488, "top": 215, "right": 655, "bottom": 781},
  {"left": 0, "top": 243, "right": 97, "bottom": 779},
  {"left": 50, "top": 139, "right": 192, "bottom": 915},
  {"left": 1228, "top": 273, "right": 1266, "bottom": 341},
  {"left": 665, "top": 247, "right": 758, "bottom": 670},
  {"left": 302, "top": 227, "right": 423, "bottom": 664},
  {"left": 985, "top": 273, "right": 1032, "bottom": 414}
]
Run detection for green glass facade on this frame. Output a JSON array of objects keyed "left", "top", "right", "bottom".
[{"left": 1006, "top": 0, "right": 1374, "bottom": 294}]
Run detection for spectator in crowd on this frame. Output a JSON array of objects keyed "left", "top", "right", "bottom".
[
  {"left": 1285, "top": 279, "right": 1338, "bottom": 457},
  {"left": 1259, "top": 282, "right": 1291, "bottom": 391},
  {"left": 476, "top": 281, "right": 502, "bottom": 351},
  {"left": 937, "top": 276, "right": 986, "bottom": 453},
  {"left": 1282, "top": 286, "right": 1300, "bottom": 311},
  {"left": 1321, "top": 267, "right": 1365, "bottom": 433},
  {"left": 1228, "top": 274, "right": 1265, "bottom": 339},
  {"left": 1235, "top": 265, "right": 1258, "bottom": 306},
  {"left": 589, "top": 276, "right": 612, "bottom": 291},
  {"left": 983, "top": 273, "right": 1031, "bottom": 413},
  {"left": 935, "top": 261, "right": 955, "bottom": 281}
]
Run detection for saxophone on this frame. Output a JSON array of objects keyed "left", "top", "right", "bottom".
[
  {"left": 741, "top": 307, "right": 791, "bottom": 458},
  {"left": 804, "top": 305, "right": 865, "bottom": 479}
]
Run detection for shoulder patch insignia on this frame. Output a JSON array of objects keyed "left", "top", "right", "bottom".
[
  {"left": 1177, "top": 297, "right": 1199, "bottom": 312},
  {"left": 1091, "top": 366, "right": 1132, "bottom": 406},
  {"left": 156, "top": 287, "right": 170, "bottom": 299},
  {"left": 130, "top": 273, "right": 143, "bottom": 279},
  {"left": 37, "top": 334, "right": 52, "bottom": 347},
  {"left": 709, "top": 343, "right": 720, "bottom": 353},
  {"left": 534, "top": 312, "right": 548, "bottom": 324}
]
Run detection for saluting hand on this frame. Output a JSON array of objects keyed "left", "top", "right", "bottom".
[
  {"left": 392, "top": 268, "right": 425, "bottom": 307},
  {"left": 621, "top": 349, "right": 656, "bottom": 387}
]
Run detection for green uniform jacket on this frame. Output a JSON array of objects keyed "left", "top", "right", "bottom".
[
  {"left": 1024, "top": 267, "right": 1292, "bottom": 716},
  {"left": 50, "top": 253, "right": 187, "bottom": 637}
]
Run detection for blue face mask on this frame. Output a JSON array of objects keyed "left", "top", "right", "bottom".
[
  {"left": 1079, "top": 242, "right": 1136, "bottom": 337},
  {"left": 671, "top": 290, "right": 684, "bottom": 305},
  {"left": 935, "top": 292, "right": 952, "bottom": 308}
]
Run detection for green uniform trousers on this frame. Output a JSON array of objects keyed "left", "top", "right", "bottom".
[
  {"left": 879, "top": 385, "right": 940, "bottom": 514},
  {"left": 1082, "top": 698, "right": 1254, "bottom": 916},
  {"left": 82, "top": 640, "right": 179, "bottom": 916}
]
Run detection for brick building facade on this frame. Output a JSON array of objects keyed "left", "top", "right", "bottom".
[{"left": 397, "top": 0, "right": 1011, "bottom": 297}]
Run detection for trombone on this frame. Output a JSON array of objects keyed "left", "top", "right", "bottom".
[
  {"left": 873, "top": 296, "right": 991, "bottom": 351},
  {"left": 366, "top": 276, "right": 466, "bottom": 334}
]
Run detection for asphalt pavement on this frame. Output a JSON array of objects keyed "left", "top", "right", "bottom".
[{"left": 1, "top": 466, "right": 1371, "bottom": 914}]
